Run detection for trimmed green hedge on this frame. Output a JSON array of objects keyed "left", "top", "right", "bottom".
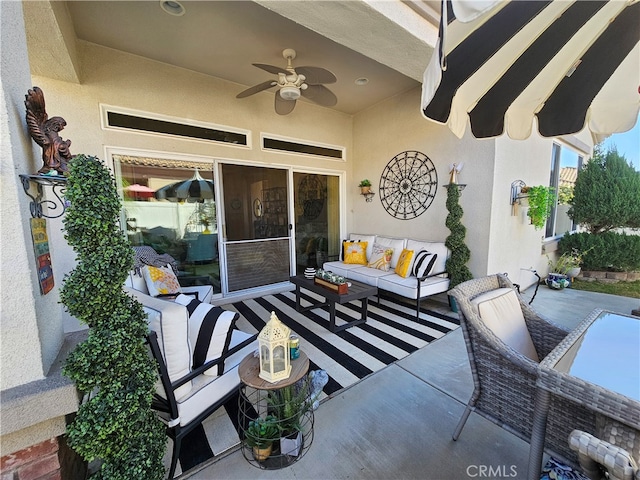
[
  {"left": 61, "top": 154, "right": 165, "bottom": 479},
  {"left": 558, "top": 232, "right": 640, "bottom": 272}
]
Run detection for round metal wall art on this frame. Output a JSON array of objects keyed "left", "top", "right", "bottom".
[{"left": 379, "top": 151, "right": 438, "bottom": 220}]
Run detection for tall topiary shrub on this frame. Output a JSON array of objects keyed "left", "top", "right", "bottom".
[
  {"left": 445, "top": 184, "right": 473, "bottom": 289},
  {"left": 61, "top": 154, "right": 165, "bottom": 479},
  {"left": 568, "top": 145, "right": 640, "bottom": 233}
]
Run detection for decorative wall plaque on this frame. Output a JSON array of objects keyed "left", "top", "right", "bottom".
[{"left": 379, "top": 151, "right": 438, "bottom": 219}]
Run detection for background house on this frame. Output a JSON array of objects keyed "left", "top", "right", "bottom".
[{"left": 1, "top": 1, "right": 594, "bottom": 476}]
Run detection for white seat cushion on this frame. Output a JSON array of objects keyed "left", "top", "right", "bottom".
[
  {"left": 177, "top": 330, "right": 257, "bottom": 426},
  {"left": 378, "top": 273, "right": 449, "bottom": 299},
  {"left": 322, "top": 261, "right": 363, "bottom": 278},
  {"left": 347, "top": 266, "right": 391, "bottom": 287},
  {"left": 471, "top": 288, "right": 539, "bottom": 362}
]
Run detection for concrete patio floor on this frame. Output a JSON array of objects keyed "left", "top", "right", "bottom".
[{"left": 185, "top": 285, "right": 639, "bottom": 480}]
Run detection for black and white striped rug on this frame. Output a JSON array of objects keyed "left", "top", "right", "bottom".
[{"left": 174, "top": 289, "right": 459, "bottom": 476}]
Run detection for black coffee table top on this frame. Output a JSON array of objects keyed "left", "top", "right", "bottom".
[{"left": 289, "top": 274, "right": 377, "bottom": 303}]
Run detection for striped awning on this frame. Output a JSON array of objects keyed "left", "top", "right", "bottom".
[{"left": 421, "top": 0, "right": 640, "bottom": 142}]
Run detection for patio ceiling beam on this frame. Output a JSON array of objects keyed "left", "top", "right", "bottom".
[
  {"left": 253, "top": 0, "right": 439, "bottom": 82},
  {"left": 22, "top": 0, "right": 81, "bottom": 84}
]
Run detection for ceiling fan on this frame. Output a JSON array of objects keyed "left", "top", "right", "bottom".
[{"left": 236, "top": 48, "right": 337, "bottom": 115}]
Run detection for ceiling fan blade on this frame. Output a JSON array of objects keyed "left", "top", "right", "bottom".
[
  {"left": 253, "top": 63, "right": 288, "bottom": 75},
  {"left": 301, "top": 85, "right": 337, "bottom": 107},
  {"left": 295, "top": 66, "right": 337, "bottom": 85},
  {"left": 275, "top": 92, "right": 296, "bottom": 115},
  {"left": 236, "top": 80, "right": 277, "bottom": 98}
]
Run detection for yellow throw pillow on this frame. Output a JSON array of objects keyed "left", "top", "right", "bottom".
[
  {"left": 142, "top": 265, "right": 182, "bottom": 297},
  {"left": 343, "top": 241, "right": 368, "bottom": 265},
  {"left": 367, "top": 243, "right": 393, "bottom": 271},
  {"left": 395, "top": 249, "right": 415, "bottom": 278}
]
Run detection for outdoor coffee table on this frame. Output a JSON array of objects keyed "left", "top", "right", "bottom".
[{"left": 289, "top": 274, "right": 378, "bottom": 332}]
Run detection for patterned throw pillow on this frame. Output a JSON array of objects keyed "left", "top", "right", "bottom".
[
  {"left": 343, "top": 241, "right": 368, "bottom": 264},
  {"left": 394, "top": 249, "right": 415, "bottom": 278},
  {"left": 367, "top": 243, "right": 394, "bottom": 271},
  {"left": 413, "top": 250, "right": 438, "bottom": 278},
  {"left": 142, "top": 264, "right": 182, "bottom": 297},
  {"left": 174, "top": 295, "right": 237, "bottom": 376}
]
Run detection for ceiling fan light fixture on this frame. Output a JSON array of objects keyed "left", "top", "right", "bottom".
[
  {"left": 279, "top": 86, "right": 300, "bottom": 101},
  {"left": 160, "top": 0, "right": 185, "bottom": 16}
]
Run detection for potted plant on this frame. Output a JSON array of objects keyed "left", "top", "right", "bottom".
[
  {"left": 523, "top": 185, "right": 555, "bottom": 230},
  {"left": 245, "top": 415, "right": 280, "bottom": 461},
  {"left": 269, "top": 380, "right": 311, "bottom": 457},
  {"left": 546, "top": 248, "right": 591, "bottom": 289},
  {"left": 358, "top": 179, "right": 372, "bottom": 194},
  {"left": 61, "top": 154, "right": 166, "bottom": 479},
  {"left": 444, "top": 184, "right": 473, "bottom": 312}
]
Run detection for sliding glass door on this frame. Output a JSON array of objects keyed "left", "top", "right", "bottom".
[
  {"left": 293, "top": 172, "right": 341, "bottom": 274},
  {"left": 220, "top": 164, "right": 291, "bottom": 292},
  {"left": 116, "top": 155, "right": 342, "bottom": 297}
]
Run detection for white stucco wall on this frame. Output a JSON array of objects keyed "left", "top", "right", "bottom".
[
  {"left": 351, "top": 86, "right": 495, "bottom": 278},
  {"left": 490, "top": 130, "right": 594, "bottom": 289},
  {"left": 32, "top": 40, "right": 355, "bottom": 332},
  {"left": 1, "top": 0, "right": 65, "bottom": 390},
  {"left": 1, "top": 0, "right": 76, "bottom": 457},
  {"left": 489, "top": 135, "right": 555, "bottom": 287}
]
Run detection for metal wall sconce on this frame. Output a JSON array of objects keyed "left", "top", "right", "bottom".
[
  {"left": 361, "top": 191, "right": 375, "bottom": 202},
  {"left": 510, "top": 179, "right": 530, "bottom": 217}
]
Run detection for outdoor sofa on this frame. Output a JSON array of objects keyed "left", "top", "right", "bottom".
[{"left": 322, "top": 233, "right": 450, "bottom": 317}]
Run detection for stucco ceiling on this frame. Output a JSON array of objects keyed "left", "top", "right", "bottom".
[{"left": 25, "top": 1, "right": 440, "bottom": 115}]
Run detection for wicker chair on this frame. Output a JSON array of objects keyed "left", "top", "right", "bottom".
[
  {"left": 449, "top": 274, "right": 596, "bottom": 464},
  {"left": 569, "top": 430, "right": 639, "bottom": 480}
]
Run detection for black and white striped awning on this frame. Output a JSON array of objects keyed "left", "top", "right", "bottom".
[{"left": 421, "top": 0, "right": 640, "bottom": 142}]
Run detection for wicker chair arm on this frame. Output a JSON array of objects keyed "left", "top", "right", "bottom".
[
  {"left": 521, "top": 309, "right": 569, "bottom": 359},
  {"left": 569, "top": 429, "right": 639, "bottom": 480}
]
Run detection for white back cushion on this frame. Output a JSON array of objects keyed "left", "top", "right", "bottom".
[
  {"left": 471, "top": 288, "right": 539, "bottom": 362},
  {"left": 125, "top": 270, "right": 149, "bottom": 294},
  {"left": 406, "top": 240, "right": 449, "bottom": 274},
  {"left": 125, "top": 287, "right": 193, "bottom": 399},
  {"left": 374, "top": 236, "right": 406, "bottom": 268}
]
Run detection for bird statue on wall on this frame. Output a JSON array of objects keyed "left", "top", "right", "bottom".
[{"left": 25, "top": 86, "right": 72, "bottom": 175}]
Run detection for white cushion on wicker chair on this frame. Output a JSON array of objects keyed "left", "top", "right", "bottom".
[{"left": 472, "top": 288, "right": 539, "bottom": 362}]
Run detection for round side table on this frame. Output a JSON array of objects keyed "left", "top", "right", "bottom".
[{"left": 238, "top": 351, "right": 314, "bottom": 469}]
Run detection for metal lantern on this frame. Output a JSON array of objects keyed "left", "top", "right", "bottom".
[{"left": 258, "top": 311, "right": 291, "bottom": 383}]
